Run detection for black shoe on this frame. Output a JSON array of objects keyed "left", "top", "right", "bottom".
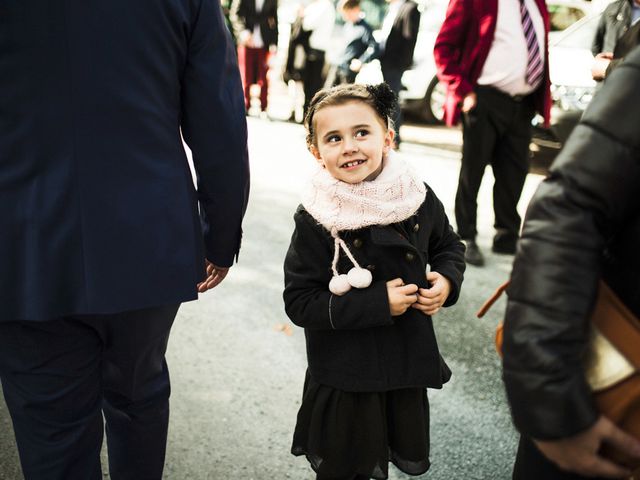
[
  {"left": 463, "top": 240, "right": 485, "bottom": 266},
  {"left": 492, "top": 231, "right": 518, "bottom": 255}
]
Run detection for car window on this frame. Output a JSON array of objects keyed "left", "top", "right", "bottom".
[
  {"left": 555, "top": 14, "right": 600, "bottom": 48},
  {"left": 548, "top": 6, "right": 587, "bottom": 31}
]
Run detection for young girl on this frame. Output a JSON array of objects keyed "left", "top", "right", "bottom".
[{"left": 283, "top": 83, "right": 465, "bottom": 480}]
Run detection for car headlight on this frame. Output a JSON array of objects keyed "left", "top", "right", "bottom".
[{"left": 550, "top": 84, "right": 595, "bottom": 112}]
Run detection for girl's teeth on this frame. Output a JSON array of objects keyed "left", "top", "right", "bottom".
[{"left": 344, "top": 160, "right": 364, "bottom": 168}]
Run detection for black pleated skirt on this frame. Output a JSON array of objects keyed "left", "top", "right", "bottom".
[{"left": 291, "top": 372, "right": 431, "bottom": 480}]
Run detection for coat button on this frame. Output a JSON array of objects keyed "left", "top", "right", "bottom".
[
  {"left": 353, "top": 238, "right": 363, "bottom": 248},
  {"left": 405, "top": 252, "right": 415, "bottom": 262},
  {"left": 413, "top": 223, "right": 420, "bottom": 232},
  {"left": 366, "top": 264, "right": 376, "bottom": 271}
]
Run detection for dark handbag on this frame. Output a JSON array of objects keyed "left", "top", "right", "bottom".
[{"left": 478, "top": 280, "right": 640, "bottom": 474}]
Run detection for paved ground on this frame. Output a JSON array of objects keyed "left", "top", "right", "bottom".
[{"left": 0, "top": 116, "right": 545, "bottom": 479}]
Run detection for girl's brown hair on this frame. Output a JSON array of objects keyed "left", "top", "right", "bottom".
[{"left": 304, "top": 83, "right": 396, "bottom": 149}]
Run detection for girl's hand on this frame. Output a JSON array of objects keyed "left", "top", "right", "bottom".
[
  {"left": 386, "top": 278, "right": 419, "bottom": 316},
  {"left": 412, "top": 272, "right": 451, "bottom": 316}
]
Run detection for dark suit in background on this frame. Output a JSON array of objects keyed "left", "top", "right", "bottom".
[
  {"left": 378, "top": 0, "right": 420, "bottom": 145},
  {"left": 0, "top": 1, "right": 250, "bottom": 478},
  {"left": 231, "top": 0, "right": 279, "bottom": 111},
  {"left": 592, "top": 0, "right": 634, "bottom": 56}
]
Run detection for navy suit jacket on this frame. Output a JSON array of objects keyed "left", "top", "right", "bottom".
[{"left": 0, "top": 0, "right": 250, "bottom": 322}]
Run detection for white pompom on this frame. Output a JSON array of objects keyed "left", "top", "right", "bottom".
[
  {"left": 329, "top": 274, "right": 351, "bottom": 295},
  {"left": 347, "top": 267, "right": 372, "bottom": 289}
]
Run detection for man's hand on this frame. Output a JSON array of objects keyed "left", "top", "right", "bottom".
[
  {"left": 197, "top": 260, "right": 230, "bottom": 293},
  {"left": 239, "top": 30, "right": 254, "bottom": 48},
  {"left": 386, "top": 278, "right": 418, "bottom": 316},
  {"left": 461, "top": 92, "right": 477, "bottom": 113},
  {"left": 534, "top": 416, "right": 640, "bottom": 478},
  {"left": 592, "top": 52, "right": 613, "bottom": 81},
  {"left": 412, "top": 271, "right": 451, "bottom": 316}
]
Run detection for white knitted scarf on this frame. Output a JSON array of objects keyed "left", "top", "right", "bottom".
[
  {"left": 302, "top": 151, "right": 427, "bottom": 234},
  {"left": 301, "top": 152, "right": 427, "bottom": 295}
]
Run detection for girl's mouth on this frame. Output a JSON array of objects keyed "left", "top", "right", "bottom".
[{"left": 341, "top": 159, "right": 366, "bottom": 169}]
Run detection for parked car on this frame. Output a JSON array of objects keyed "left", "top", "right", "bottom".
[{"left": 358, "top": 0, "right": 594, "bottom": 124}]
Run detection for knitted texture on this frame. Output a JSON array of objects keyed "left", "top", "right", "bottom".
[
  {"left": 302, "top": 152, "right": 427, "bottom": 233},
  {"left": 302, "top": 152, "right": 427, "bottom": 296}
]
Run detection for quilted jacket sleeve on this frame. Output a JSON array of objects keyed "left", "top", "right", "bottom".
[{"left": 502, "top": 49, "right": 640, "bottom": 440}]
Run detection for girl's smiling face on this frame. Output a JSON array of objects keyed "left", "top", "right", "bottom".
[{"left": 310, "top": 101, "right": 394, "bottom": 184}]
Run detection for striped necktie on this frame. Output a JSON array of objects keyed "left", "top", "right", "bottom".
[{"left": 519, "top": 0, "right": 543, "bottom": 89}]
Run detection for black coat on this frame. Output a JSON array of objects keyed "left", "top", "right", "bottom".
[
  {"left": 379, "top": 0, "right": 420, "bottom": 73},
  {"left": 0, "top": 0, "right": 249, "bottom": 322},
  {"left": 503, "top": 46, "right": 640, "bottom": 440},
  {"left": 230, "top": 0, "right": 279, "bottom": 47},
  {"left": 283, "top": 186, "right": 465, "bottom": 392},
  {"left": 592, "top": 0, "right": 632, "bottom": 56}
]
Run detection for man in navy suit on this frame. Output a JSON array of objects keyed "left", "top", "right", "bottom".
[{"left": 0, "top": 1, "right": 250, "bottom": 479}]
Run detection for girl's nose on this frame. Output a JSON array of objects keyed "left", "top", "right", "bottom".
[{"left": 343, "top": 137, "right": 359, "bottom": 154}]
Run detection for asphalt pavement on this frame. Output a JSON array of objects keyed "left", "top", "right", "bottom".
[{"left": 0, "top": 116, "right": 545, "bottom": 480}]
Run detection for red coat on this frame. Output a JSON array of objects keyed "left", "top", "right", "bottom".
[{"left": 433, "top": 0, "right": 551, "bottom": 127}]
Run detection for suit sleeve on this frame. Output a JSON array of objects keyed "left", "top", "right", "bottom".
[
  {"left": 591, "top": 10, "right": 606, "bottom": 56},
  {"left": 403, "top": 3, "right": 420, "bottom": 49},
  {"left": 424, "top": 188, "right": 465, "bottom": 307},
  {"left": 283, "top": 208, "right": 394, "bottom": 331},
  {"left": 502, "top": 52, "right": 640, "bottom": 440},
  {"left": 433, "top": 0, "right": 474, "bottom": 100},
  {"left": 181, "top": 0, "right": 250, "bottom": 267},
  {"left": 357, "top": 24, "right": 380, "bottom": 65},
  {"left": 229, "top": 0, "right": 249, "bottom": 41}
]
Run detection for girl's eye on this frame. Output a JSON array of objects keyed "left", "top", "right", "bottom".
[
  {"left": 355, "top": 129, "right": 369, "bottom": 138},
  {"left": 327, "top": 135, "right": 341, "bottom": 143}
]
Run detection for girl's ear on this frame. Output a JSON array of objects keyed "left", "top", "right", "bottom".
[
  {"left": 383, "top": 128, "right": 395, "bottom": 155},
  {"left": 310, "top": 145, "right": 325, "bottom": 167}
]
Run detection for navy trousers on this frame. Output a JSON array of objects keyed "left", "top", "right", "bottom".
[{"left": 0, "top": 304, "right": 179, "bottom": 480}]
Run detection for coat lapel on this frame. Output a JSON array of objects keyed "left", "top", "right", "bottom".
[{"left": 370, "top": 225, "right": 415, "bottom": 249}]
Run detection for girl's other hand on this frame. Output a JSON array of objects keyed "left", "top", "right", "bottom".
[
  {"left": 386, "top": 278, "right": 419, "bottom": 316},
  {"left": 412, "top": 272, "right": 451, "bottom": 316}
]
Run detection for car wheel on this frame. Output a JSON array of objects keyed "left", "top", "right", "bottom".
[{"left": 423, "top": 76, "right": 446, "bottom": 124}]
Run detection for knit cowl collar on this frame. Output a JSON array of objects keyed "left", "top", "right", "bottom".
[
  {"left": 301, "top": 151, "right": 427, "bottom": 296},
  {"left": 302, "top": 151, "right": 427, "bottom": 233}
]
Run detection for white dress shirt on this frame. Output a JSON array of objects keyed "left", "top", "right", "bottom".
[{"left": 477, "top": 0, "right": 545, "bottom": 96}]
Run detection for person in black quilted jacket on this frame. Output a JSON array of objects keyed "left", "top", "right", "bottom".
[{"left": 503, "top": 45, "right": 640, "bottom": 479}]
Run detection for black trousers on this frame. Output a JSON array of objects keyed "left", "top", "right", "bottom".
[
  {"left": 0, "top": 304, "right": 179, "bottom": 480},
  {"left": 455, "top": 86, "right": 535, "bottom": 241},
  {"left": 303, "top": 49, "right": 326, "bottom": 115},
  {"left": 513, "top": 436, "right": 611, "bottom": 480}
]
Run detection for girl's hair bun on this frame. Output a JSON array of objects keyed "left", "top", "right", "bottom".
[{"left": 365, "top": 83, "right": 397, "bottom": 125}]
